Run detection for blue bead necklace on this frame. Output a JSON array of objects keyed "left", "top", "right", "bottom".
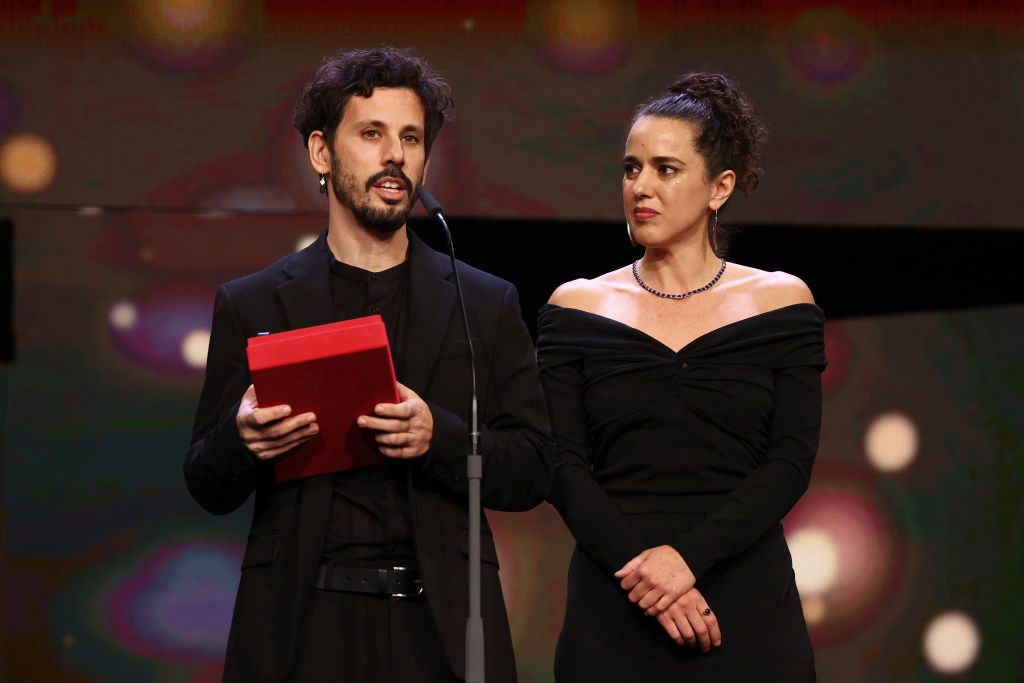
[{"left": 632, "top": 259, "right": 727, "bottom": 300}]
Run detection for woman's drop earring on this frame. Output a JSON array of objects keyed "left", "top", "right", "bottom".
[{"left": 711, "top": 208, "right": 719, "bottom": 252}]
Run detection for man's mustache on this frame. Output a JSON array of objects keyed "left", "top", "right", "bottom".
[{"left": 364, "top": 168, "right": 414, "bottom": 193}]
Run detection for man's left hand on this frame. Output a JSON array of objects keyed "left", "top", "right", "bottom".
[{"left": 357, "top": 382, "right": 434, "bottom": 458}]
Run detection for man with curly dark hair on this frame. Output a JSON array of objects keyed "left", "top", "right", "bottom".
[{"left": 185, "top": 46, "right": 553, "bottom": 683}]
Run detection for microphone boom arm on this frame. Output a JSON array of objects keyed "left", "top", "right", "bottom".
[{"left": 417, "top": 187, "right": 485, "bottom": 683}]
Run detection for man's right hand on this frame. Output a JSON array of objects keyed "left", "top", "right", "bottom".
[{"left": 236, "top": 384, "right": 318, "bottom": 460}]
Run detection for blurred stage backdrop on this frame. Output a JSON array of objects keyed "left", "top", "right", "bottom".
[{"left": 1, "top": 1, "right": 1022, "bottom": 681}]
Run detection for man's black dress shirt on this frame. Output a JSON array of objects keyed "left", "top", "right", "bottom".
[{"left": 323, "top": 256, "right": 415, "bottom": 565}]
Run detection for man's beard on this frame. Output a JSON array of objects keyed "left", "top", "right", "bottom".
[{"left": 330, "top": 154, "right": 416, "bottom": 238}]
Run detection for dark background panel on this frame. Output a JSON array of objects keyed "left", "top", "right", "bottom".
[{"left": 412, "top": 217, "right": 1024, "bottom": 332}]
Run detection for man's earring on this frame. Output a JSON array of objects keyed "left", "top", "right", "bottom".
[
  {"left": 318, "top": 173, "right": 327, "bottom": 194},
  {"left": 626, "top": 223, "right": 637, "bottom": 247}
]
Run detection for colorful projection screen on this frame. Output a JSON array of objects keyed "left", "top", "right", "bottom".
[{"left": 1, "top": 2, "right": 1022, "bottom": 683}]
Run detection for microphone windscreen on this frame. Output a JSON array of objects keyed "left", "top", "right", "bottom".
[{"left": 417, "top": 186, "right": 444, "bottom": 217}]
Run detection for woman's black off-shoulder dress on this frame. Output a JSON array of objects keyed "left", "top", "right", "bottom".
[{"left": 537, "top": 303, "right": 827, "bottom": 682}]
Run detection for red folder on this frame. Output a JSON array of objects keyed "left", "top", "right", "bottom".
[{"left": 246, "top": 315, "right": 399, "bottom": 481}]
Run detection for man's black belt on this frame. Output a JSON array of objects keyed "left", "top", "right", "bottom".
[{"left": 314, "top": 563, "right": 424, "bottom": 598}]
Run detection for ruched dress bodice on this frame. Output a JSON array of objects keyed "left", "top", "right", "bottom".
[{"left": 537, "top": 302, "right": 826, "bottom": 681}]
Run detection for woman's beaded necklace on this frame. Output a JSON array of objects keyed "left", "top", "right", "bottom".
[{"left": 631, "top": 259, "right": 727, "bottom": 300}]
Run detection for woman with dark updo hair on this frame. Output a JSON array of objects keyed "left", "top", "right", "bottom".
[{"left": 537, "top": 73, "right": 824, "bottom": 680}]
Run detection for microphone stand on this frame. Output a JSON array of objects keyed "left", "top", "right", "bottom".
[{"left": 417, "top": 187, "right": 485, "bottom": 682}]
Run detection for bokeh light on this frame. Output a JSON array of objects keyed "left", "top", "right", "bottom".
[
  {"left": 0, "top": 132, "right": 58, "bottom": 194},
  {"left": 865, "top": 411, "right": 919, "bottom": 473},
  {"left": 121, "top": 0, "right": 252, "bottom": 72},
  {"left": 294, "top": 234, "right": 317, "bottom": 252},
  {"left": 109, "top": 301, "right": 140, "bottom": 331},
  {"left": 777, "top": 7, "right": 879, "bottom": 102},
  {"left": 180, "top": 329, "right": 210, "bottom": 369},
  {"left": 922, "top": 610, "right": 981, "bottom": 675},
  {"left": 788, "top": 527, "right": 839, "bottom": 597},
  {"left": 783, "top": 463, "right": 905, "bottom": 645},
  {"left": 534, "top": 0, "right": 633, "bottom": 76},
  {"left": 801, "top": 596, "right": 827, "bottom": 625},
  {"left": 784, "top": 8, "right": 870, "bottom": 85},
  {"left": 159, "top": 0, "right": 213, "bottom": 31},
  {"left": 108, "top": 288, "right": 213, "bottom": 375}
]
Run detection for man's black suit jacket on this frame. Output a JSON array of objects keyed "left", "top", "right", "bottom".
[{"left": 184, "top": 230, "right": 554, "bottom": 683}]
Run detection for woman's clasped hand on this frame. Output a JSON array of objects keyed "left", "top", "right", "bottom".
[{"left": 615, "top": 545, "right": 721, "bottom": 652}]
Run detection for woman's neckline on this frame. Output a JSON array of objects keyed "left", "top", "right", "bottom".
[{"left": 540, "top": 302, "right": 821, "bottom": 355}]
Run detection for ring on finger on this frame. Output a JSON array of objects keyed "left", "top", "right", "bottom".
[{"left": 702, "top": 607, "right": 712, "bottom": 616}]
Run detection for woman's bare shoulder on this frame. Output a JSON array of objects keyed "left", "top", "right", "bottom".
[
  {"left": 727, "top": 263, "right": 815, "bottom": 310},
  {"left": 548, "top": 267, "right": 632, "bottom": 311}
]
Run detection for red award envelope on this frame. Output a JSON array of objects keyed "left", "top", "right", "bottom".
[{"left": 246, "top": 315, "right": 399, "bottom": 481}]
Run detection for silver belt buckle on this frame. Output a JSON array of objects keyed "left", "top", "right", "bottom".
[{"left": 390, "top": 565, "right": 424, "bottom": 598}]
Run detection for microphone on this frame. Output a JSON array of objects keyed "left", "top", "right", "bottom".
[
  {"left": 417, "top": 185, "right": 444, "bottom": 219},
  {"left": 416, "top": 186, "right": 485, "bottom": 682}
]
